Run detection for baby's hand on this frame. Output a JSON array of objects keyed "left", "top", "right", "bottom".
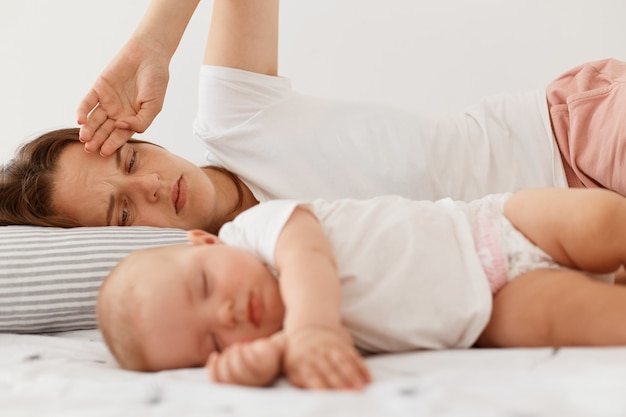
[
  {"left": 206, "top": 333, "right": 285, "bottom": 387},
  {"left": 284, "top": 326, "right": 371, "bottom": 391}
]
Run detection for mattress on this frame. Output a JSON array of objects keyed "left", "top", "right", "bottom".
[{"left": 2, "top": 330, "right": 625, "bottom": 416}]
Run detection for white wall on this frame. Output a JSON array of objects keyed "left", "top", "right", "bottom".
[{"left": 2, "top": 0, "right": 625, "bottom": 165}]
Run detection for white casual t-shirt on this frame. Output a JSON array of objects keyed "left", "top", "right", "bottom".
[
  {"left": 194, "top": 66, "right": 566, "bottom": 202},
  {"left": 218, "top": 196, "right": 493, "bottom": 353}
]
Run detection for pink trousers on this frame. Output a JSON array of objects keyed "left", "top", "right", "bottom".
[{"left": 546, "top": 58, "right": 626, "bottom": 195}]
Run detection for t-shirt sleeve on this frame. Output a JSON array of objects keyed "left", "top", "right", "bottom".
[
  {"left": 217, "top": 200, "right": 307, "bottom": 268},
  {"left": 193, "top": 65, "right": 293, "bottom": 138}
]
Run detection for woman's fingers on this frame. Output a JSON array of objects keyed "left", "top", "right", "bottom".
[
  {"left": 76, "top": 89, "right": 99, "bottom": 127},
  {"left": 79, "top": 105, "right": 108, "bottom": 144}
]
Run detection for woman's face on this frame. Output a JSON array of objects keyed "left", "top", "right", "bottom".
[{"left": 52, "top": 142, "right": 218, "bottom": 230}]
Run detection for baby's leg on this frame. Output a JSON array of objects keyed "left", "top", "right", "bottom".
[
  {"left": 477, "top": 268, "right": 626, "bottom": 347},
  {"left": 504, "top": 188, "right": 626, "bottom": 274}
]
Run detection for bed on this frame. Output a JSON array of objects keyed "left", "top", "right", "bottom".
[
  {"left": 2, "top": 330, "right": 626, "bottom": 416},
  {"left": 2, "top": 225, "right": 626, "bottom": 416}
]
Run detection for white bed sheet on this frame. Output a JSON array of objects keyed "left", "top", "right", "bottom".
[{"left": 1, "top": 330, "right": 626, "bottom": 417}]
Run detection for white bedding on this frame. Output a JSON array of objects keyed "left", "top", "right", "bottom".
[{"left": 2, "top": 331, "right": 626, "bottom": 416}]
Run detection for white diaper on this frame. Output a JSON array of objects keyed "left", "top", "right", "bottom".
[{"left": 468, "top": 193, "right": 614, "bottom": 294}]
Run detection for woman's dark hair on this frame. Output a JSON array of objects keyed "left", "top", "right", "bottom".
[
  {"left": 1, "top": 127, "right": 244, "bottom": 228},
  {"left": 1, "top": 128, "right": 147, "bottom": 227}
]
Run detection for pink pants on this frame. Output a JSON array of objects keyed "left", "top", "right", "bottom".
[{"left": 546, "top": 58, "right": 626, "bottom": 195}]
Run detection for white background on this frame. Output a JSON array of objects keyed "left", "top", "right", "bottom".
[{"left": 1, "top": 0, "right": 625, "bottom": 165}]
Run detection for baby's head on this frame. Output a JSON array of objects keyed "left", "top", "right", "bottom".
[{"left": 97, "top": 230, "right": 285, "bottom": 372}]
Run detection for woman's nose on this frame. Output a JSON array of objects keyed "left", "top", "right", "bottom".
[{"left": 128, "top": 173, "right": 160, "bottom": 202}]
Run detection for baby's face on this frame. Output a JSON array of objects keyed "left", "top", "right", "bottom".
[{"left": 128, "top": 232, "right": 285, "bottom": 371}]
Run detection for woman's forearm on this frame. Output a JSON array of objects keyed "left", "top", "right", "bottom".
[{"left": 131, "top": 0, "right": 201, "bottom": 60}]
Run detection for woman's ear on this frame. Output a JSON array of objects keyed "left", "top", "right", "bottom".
[{"left": 187, "top": 229, "right": 221, "bottom": 246}]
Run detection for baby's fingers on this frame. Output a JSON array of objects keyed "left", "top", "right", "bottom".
[
  {"left": 285, "top": 359, "right": 326, "bottom": 390},
  {"left": 326, "top": 349, "right": 372, "bottom": 390},
  {"left": 207, "top": 343, "right": 277, "bottom": 387},
  {"left": 298, "top": 349, "right": 370, "bottom": 391},
  {"left": 207, "top": 344, "right": 247, "bottom": 384},
  {"left": 206, "top": 352, "right": 219, "bottom": 381},
  {"left": 233, "top": 341, "right": 282, "bottom": 386},
  {"left": 311, "top": 350, "right": 367, "bottom": 391}
]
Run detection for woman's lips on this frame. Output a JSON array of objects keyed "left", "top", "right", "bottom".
[
  {"left": 172, "top": 176, "right": 187, "bottom": 214},
  {"left": 247, "top": 293, "right": 262, "bottom": 328}
]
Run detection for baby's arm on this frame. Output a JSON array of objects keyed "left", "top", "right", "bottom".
[
  {"left": 207, "top": 332, "right": 286, "bottom": 387},
  {"left": 274, "top": 207, "right": 371, "bottom": 390}
]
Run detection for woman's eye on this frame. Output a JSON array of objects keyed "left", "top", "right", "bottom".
[
  {"left": 121, "top": 207, "right": 129, "bottom": 226},
  {"left": 127, "top": 150, "right": 137, "bottom": 173}
]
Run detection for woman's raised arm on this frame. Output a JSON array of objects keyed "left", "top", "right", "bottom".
[
  {"left": 203, "top": 0, "right": 279, "bottom": 76},
  {"left": 77, "top": 0, "right": 279, "bottom": 156},
  {"left": 76, "top": 0, "right": 200, "bottom": 156}
]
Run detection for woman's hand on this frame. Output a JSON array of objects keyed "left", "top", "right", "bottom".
[
  {"left": 283, "top": 326, "right": 371, "bottom": 391},
  {"left": 76, "top": 37, "right": 170, "bottom": 157},
  {"left": 206, "top": 332, "right": 286, "bottom": 387}
]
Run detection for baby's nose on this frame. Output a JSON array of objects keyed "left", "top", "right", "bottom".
[{"left": 217, "top": 300, "right": 236, "bottom": 329}]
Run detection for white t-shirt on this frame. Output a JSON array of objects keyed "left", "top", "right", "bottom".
[
  {"left": 194, "top": 66, "right": 566, "bottom": 202},
  {"left": 218, "top": 196, "right": 493, "bottom": 353}
]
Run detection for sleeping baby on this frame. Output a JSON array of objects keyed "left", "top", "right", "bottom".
[{"left": 97, "top": 188, "right": 626, "bottom": 390}]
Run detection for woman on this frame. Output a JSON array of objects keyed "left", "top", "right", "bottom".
[
  {"left": 1, "top": 128, "right": 251, "bottom": 232},
  {"left": 2, "top": 0, "right": 625, "bottom": 229}
]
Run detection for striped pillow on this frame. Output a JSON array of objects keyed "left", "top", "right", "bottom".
[{"left": 0, "top": 226, "right": 188, "bottom": 334}]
